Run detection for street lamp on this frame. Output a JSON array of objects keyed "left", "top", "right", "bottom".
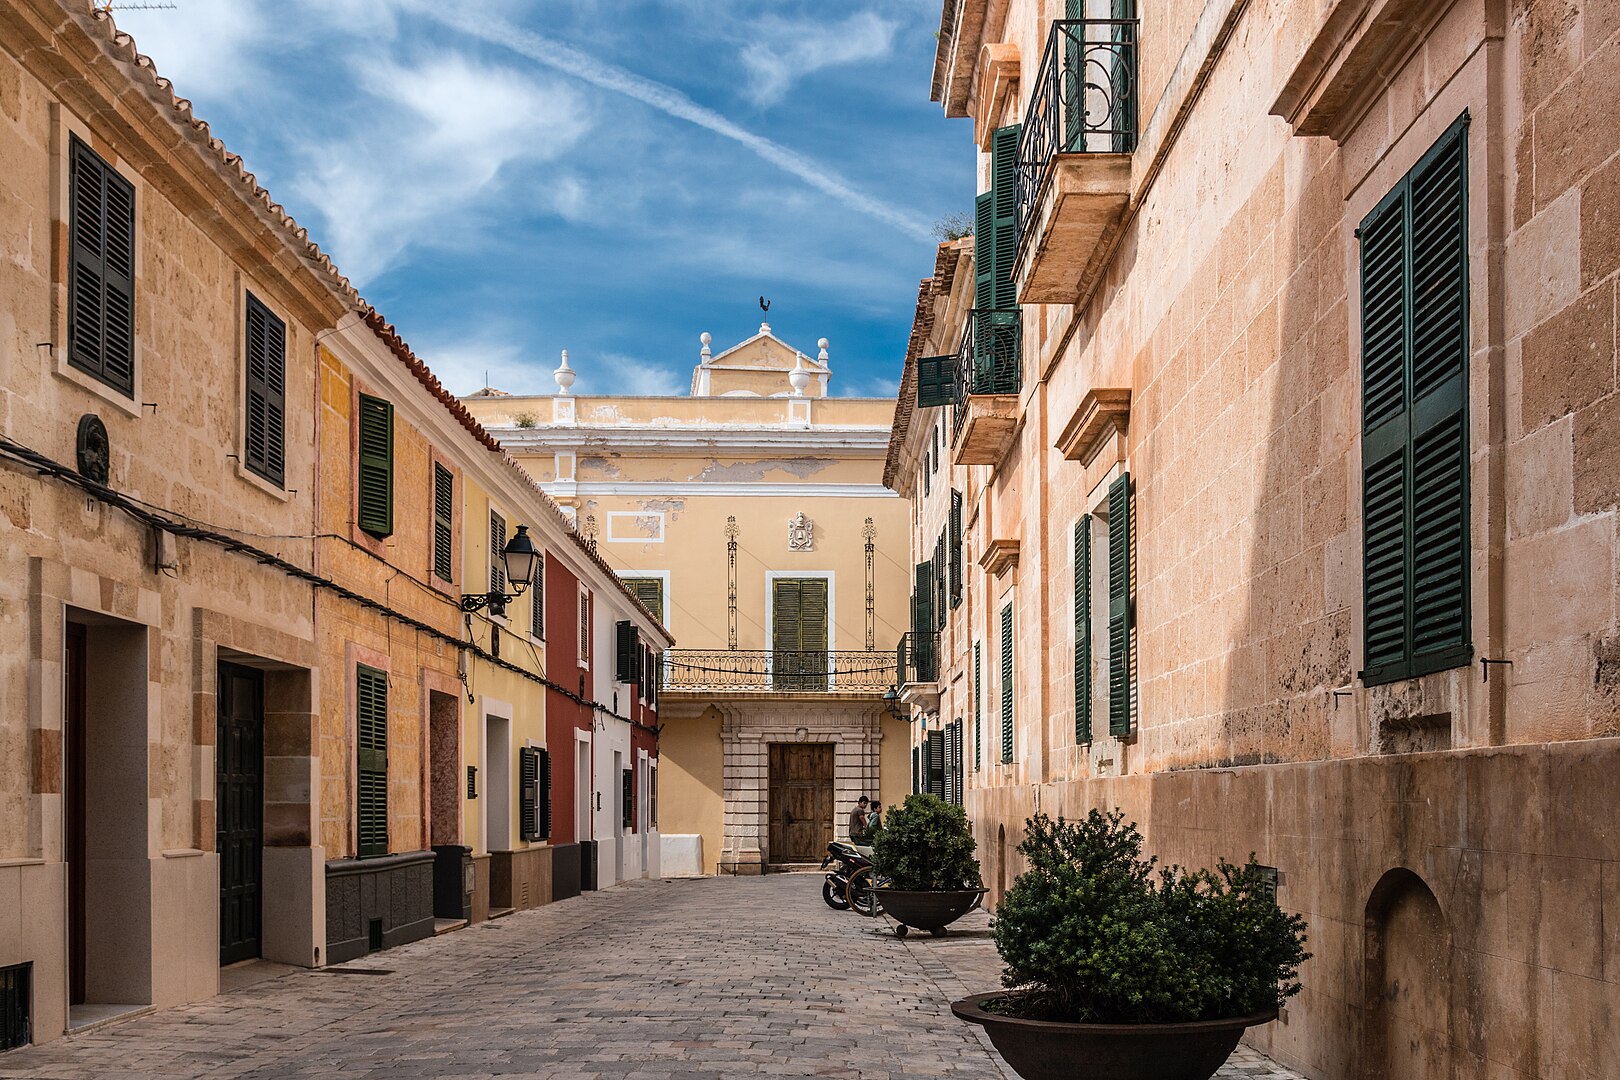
[{"left": 460, "top": 524, "right": 538, "bottom": 617}]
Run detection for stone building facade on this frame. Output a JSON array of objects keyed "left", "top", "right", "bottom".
[
  {"left": 891, "top": 0, "right": 1620, "bottom": 1076},
  {"left": 462, "top": 328, "right": 912, "bottom": 875}
]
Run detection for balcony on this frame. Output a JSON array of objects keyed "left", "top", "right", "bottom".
[
  {"left": 952, "top": 308, "right": 1022, "bottom": 466},
  {"left": 1014, "top": 18, "right": 1137, "bottom": 304},
  {"left": 661, "top": 649, "right": 895, "bottom": 696},
  {"left": 897, "top": 631, "right": 940, "bottom": 710}
]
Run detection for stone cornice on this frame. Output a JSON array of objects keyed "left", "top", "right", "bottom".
[
  {"left": 978, "top": 538, "right": 1021, "bottom": 577},
  {"left": 1055, "top": 388, "right": 1132, "bottom": 465},
  {"left": 495, "top": 425, "right": 891, "bottom": 457}
]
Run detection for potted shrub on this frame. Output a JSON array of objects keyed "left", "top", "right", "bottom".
[
  {"left": 863, "top": 793, "right": 986, "bottom": 937},
  {"left": 952, "top": 809, "right": 1308, "bottom": 1080}
]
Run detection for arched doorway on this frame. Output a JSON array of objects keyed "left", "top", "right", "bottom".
[{"left": 1363, "top": 868, "right": 1452, "bottom": 1080}]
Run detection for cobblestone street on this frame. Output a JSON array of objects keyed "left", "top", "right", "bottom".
[{"left": 0, "top": 876, "right": 1304, "bottom": 1079}]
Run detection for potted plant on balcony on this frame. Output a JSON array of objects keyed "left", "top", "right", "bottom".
[
  {"left": 951, "top": 809, "right": 1308, "bottom": 1080},
  {"left": 864, "top": 793, "right": 986, "bottom": 938}
]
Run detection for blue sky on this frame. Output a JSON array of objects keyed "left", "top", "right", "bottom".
[{"left": 115, "top": 0, "right": 971, "bottom": 398}]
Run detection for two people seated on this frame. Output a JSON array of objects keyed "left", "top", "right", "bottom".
[{"left": 846, "top": 793, "right": 883, "bottom": 854}]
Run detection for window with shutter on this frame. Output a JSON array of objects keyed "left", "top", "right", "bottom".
[
  {"left": 243, "top": 293, "right": 286, "bottom": 487},
  {"left": 927, "top": 729, "right": 945, "bottom": 798},
  {"left": 537, "top": 748, "right": 553, "bottom": 839},
  {"left": 1108, "top": 474, "right": 1134, "bottom": 736},
  {"left": 949, "top": 490, "right": 964, "bottom": 608},
  {"left": 579, "top": 590, "right": 591, "bottom": 667},
  {"left": 1359, "top": 115, "right": 1472, "bottom": 686},
  {"left": 620, "top": 577, "right": 665, "bottom": 624},
  {"left": 969, "top": 126, "right": 1023, "bottom": 394},
  {"left": 934, "top": 531, "right": 948, "bottom": 629},
  {"left": 912, "top": 745, "right": 920, "bottom": 795},
  {"left": 519, "top": 747, "right": 540, "bottom": 843},
  {"left": 530, "top": 553, "right": 545, "bottom": 638},
  {"left": 917, "top": 355, "right": 955, "bottom": 408},
  {"left": 1075, "top": 515, "right": 1093, "bottom": 743},
  {"left": 432, "top": 463, "right": 454, "bottom": 583},
  {"left": 356, "top": 395, "right": 394, "bottom": 537},
  {"left": 355, "top": 665, "right": 389, "bottom": 857},
  {"left": 489, "top": 511, "right": 507, "bottom": 597},
  {"left": 616, "top": 620, "right": 638, "bottom": 684},
  {"left": 1000, "top": 601, "right": 1014, "bottom": 764},
  {"left": 622, "top": 768, "right": 634, "bottom": 831},
  {"left": 67, "top": 137, "right": 136, "bottom": 397},
  {"left": 772, "top": 578, "right": 829, "bottom": 690}
]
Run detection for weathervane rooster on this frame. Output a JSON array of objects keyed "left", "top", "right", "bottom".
[{"left": 759, "top": 296, "right": 771, "bottom": 315}]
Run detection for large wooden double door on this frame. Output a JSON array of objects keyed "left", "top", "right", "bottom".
[{"left": 768, "top": 743, "right": 833, "bottom": 864}]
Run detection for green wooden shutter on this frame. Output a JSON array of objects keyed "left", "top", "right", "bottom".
[
  {"left": 949, "top": 490, "right": 964, "bottom": 608},
  {"left": 67, "top": 137, "right": 135, "bottom": 397},
  {"left": 1359, "top": 116, "right": 1471, "bottom": 685},
  {"left": 617, "top": 620, "right": 637, "bottom": 683},
  {"left": 934, "top": 532, "right": 948, "bottom": 630},
  {"left": 519, "top": 747, "right": 540, "bottom": 843},
  {"left": 991, "top": 124, "right": 1021, "bottom": 310},
  {"left": 244, "top": 293, "right": 286, "bottom": 487},
  {"left": 623, "top": 578, "right": 665, "bottom": 622},
  {"left": 912, "top": 563, "right": 935, "bottom": 680},
  {"left": 537, "top": 748, "right": 553, "bottom": 838},
  {"left": 912, "top": 745, "right": 920, "bottom": 794},
  {"left": 622, "top": 768, "right": 634, "bottom": 831},
  {"left": 1075, "top": 515, "right": 1093, "bottom": 744},
  {"left": 432, "top": 463, "right": 454, "bottom": 582},
  {"left": 356, "top": 395, "right": 394, "bottom": 537},
  {"left": 917, "top": 355, "right": 955, "bottom": 408},
  {"left": 1111, "top": 0, "right": 1138, "bottom": 153},
  {"left": 488, "top": 511, "right": 506, "bottom": 596},
  {"left": 356, "top": 665, "right": 389, "bottom": 857},
  {"left": 927, "top": 729, "right": 945, "bottom": 798},
  {"left": 773, "top": 579, "right": 827, "bottom": 689},
  {"left": 530, "top": 554, "right": 545, "bottom": 638},
  {"left": 1108, "top": 473, "right": 1134, "bottom": 736},
  {"left": 1064, "top": 0, "right": 1084, "bottom": 151},
  {"left": 1000, "top": 602, "right": 1014, "bottom": 763},
  {"left": 974, "top": 191, "right": 995, "bottom": 311}
]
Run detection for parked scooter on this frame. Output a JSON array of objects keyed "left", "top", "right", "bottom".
[{"left": 820, "top": 840, "right": 870, "bottom": 910}]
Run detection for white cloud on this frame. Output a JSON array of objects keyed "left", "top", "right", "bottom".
[
  {"left": 291, "top": 52, "right": 591, "bottom": 283},
  {"left": 739, "top": 12, "right": 899, "bottom": 107},
  {"left": 582, "top": 352, "right": 686, "bottom": 396},
  {"left": 113, "top": 3, "right": 272, "bottom": 99},
  {"left": 418, "top": 6, "right": 934, "bottom": 242}
]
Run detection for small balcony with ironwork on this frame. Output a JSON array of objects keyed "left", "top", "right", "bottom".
[
  {"left": 897, "top": 631, "right": 940, "bottom": 710},
  {"left": 660, "top": 649, "right": 896, "bottom": 699},
  {"left": 951, "top": 308, "right": 1022, "bottom": 466},
  {"left": 1015, "top": 18, "right": 1137, "bottom": 304}
]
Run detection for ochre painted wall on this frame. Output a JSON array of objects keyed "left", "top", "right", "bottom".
[{"left": 657, "top": 707, "right": 723, "bottom": 874}]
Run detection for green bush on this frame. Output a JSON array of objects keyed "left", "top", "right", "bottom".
[
  {"left": 870, "top": 793, "right": 983, "bottom": 891},
  {"left": 991, "top": 809, "right": 1309, "bottom": 1024}
]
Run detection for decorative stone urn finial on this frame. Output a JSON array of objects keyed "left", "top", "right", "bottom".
[
  {"left": 554, "top": 349, "right": 576, "bottom": 395},
  {"left": 700, "top": 332, "right": 712, "bottom": 363},
  {"left": 818, "top": 337, "right": 830, "bottom": 365},
  {"left": 788, "top": 353, "right": 811, "bottom": 397}
]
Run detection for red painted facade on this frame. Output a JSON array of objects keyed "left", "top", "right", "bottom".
[{"left": 543, "top": 554, "right": 592, "bottom": 846}]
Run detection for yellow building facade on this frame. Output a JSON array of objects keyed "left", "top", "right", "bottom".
[{"left": 463, "top": 326, "right": 911, "bottom": 873}]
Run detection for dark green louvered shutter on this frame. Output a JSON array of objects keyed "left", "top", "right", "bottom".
[
  {"left": 244, "top": 293, "right": 286, "bottom": 487},
  {"left": 773, "top": 579, "right": 827, "bottom": 689},
  {"left": 67, "top": 137, "right": 135, "bottom": 397},
  {"left": 1359, "top": 116, "right": 1471, "bottom": 686},
  {"left": 537, "top": 748, "right": 552, "bottom": 838},
  {"left": 917, "top": 355, "right": 955, "bottom": 408},
  {"left": 912, "top": 745, "right": 920, "bottom": 794},
  {"left": 974, "top": 191, "right": 995, "bottom": 311},
  {"left": 973, "top": 642, "right": 982, "bottom": 769},
  {"left": 1064, "top": 0, "right": 1084, "bottom": 151},
  {"left": 1000, "top": 601, "right": 1014, "bottom": 763},
  {"left": 356, "top": 395, "right": 394, "bottom": 537},
  {"left": 949, "top": 490, "right": 964, "bottom": 608},
  {"left": 991, "top": 124, "right": 1021, "bottom": 309},
  {"left": 519, "top": 747, "right": 540, "bottom": 843},
  {"left": 356, "top": 665, "right": 389, "bottom": 857},
  {"left": 1075, "top": 515, "right": 1093, "bottom": 743},
  {"left": 432, "top": 464, "right": 454, "bottom": 582},
  {"left": 530, "top": 554, "right": 545, "bottom": 638},
  {"left": 617, "top": 620, "right": 637, "bottom": 683},
  {"left": 624, "top": 577, "right": 665, "bottom": 621},
  {"left": 488, "top": 512, "right": 506, "bottom": 596},
  {"left": 927, "top": 730, "right": 945, "bottom": 798},
  {"left": 934, "top": 531, "right": 948, "bottom": 629},
  {"left": 1108, "top": 474, "right": 1134, "bottom": 736},
  {"left": 1111, "top": 0, "right": 1138, "bottom": 153}
]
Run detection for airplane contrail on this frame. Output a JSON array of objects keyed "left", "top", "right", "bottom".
[{"left": 417, "top": 7, "right": 935, "bottom": 243}]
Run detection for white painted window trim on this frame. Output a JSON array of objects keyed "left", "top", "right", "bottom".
[{"left": 606, "top": 509, "right": 665, "bottom": 543}]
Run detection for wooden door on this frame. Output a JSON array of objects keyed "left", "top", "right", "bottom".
[
  {"left": 768, "top": 744, "right": 833, "bottom": 863},
  {"left": 771, "top": 579, "right": 828, "bottom": 691},
  {"left": 64, "top": 623, "right": 86, "bottom": 1005},
  {"left": 217, "top": 662, "right": 264, "bottom": 965}
]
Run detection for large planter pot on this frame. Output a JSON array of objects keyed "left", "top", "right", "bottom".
[
  {"left": 875, "top": 887, "right": 985, "bottom": 937},
  {"left": 951, "top": 992, "right": 1276, "bottom": 1080}
]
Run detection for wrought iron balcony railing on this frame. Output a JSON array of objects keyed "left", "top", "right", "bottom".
[
  {"left": 662, "top": 649, "right": 896, "bottom": 694},
  {"left": 953, "top": 308, "right": 1022, "bottom": 434},
  {"left": 1017, "top": 18, "right": 1138, "bottom": 239},
  {"left": 898, "top": 631, "right": 939, "bottom": 686}
]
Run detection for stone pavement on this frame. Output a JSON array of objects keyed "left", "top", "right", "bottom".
[{"left": 0, "top": 875, "right": 1307, "bottom": 1079}]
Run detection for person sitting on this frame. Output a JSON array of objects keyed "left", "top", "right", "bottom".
[{"left": 847, "top": 795, "right": 871, "bottom": 844}]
